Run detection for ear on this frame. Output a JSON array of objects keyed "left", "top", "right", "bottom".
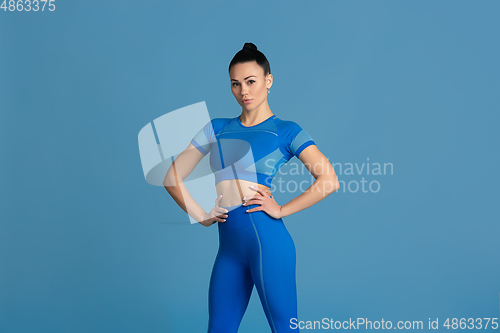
[{"left": 266, "top": 73, "right": 273, "bottom": 89}]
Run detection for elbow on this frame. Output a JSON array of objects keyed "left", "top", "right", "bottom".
[
  {"left": 329, "top": 180, "right": 340, "bottom": 195},
  {"left": 163, "top": 179, "right": 181, "bottom": 197},
  {"left": 163, "top": 166, "right": 181, "bottom": 188},
  {"left": 327, "top": 176, "right": 340, "bottom": 194},
  {"left": 317, "top": 176, "right": 339, "bottom": 195},
  {"left": 163, "top": 180, "right": 187, "bottom": 195},
  {"left": 163, "top": 174, "right": 183, "bottom": 189},
  {"left": 162, "top": 173, "right": 172, "bottom": 188},
  {"left": 163, "top": 182, "right": 173, "bottom": 194},
  {"left": 333, "top": 177, "right": 340, "bottom": 192},
  {"left": 163, "top": 176, "right": 172, "bottom": 188},
  {"left": 163, "top": 161, "right": 188, "bottom": 188}
]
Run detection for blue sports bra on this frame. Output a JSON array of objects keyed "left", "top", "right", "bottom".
[{"left": 190, "top": 114, "right": 316, "bottom": 187}]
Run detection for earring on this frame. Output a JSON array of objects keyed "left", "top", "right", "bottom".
[{"left": 267, "top": 89, "right": 270, "bottom": 93}]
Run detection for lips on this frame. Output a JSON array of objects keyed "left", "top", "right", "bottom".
[{"left": 243, "top": 99, "right": 252, "bottom": 103}]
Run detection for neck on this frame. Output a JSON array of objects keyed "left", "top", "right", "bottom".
[{"left": 240, "top": 100, "right": 273, "bottom": 127}]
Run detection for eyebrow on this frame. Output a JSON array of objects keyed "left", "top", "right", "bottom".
[{"left": 231, "top": 75, "right": 256, "bottom": 82}]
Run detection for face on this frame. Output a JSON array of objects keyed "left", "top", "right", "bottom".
[{"left": 229, "top": 61, "right": 272, "bottom": 110}]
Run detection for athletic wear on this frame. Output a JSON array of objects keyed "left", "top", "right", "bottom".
[
  {"left": 190, "top": 114, "right": 313, "bottom": 332},
  {"left": 190, "top": 114, "right": 315, "bottom": 187},
  {"left": 208, "top": 202, "right": 298, "bottom": 333}
]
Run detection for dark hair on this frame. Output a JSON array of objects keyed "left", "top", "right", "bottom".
[{"left": 228, "top": 42, "right": 271, "bottom": 77}]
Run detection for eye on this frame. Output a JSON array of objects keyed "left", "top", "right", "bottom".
[
  {"left": 248, "top": 80, "right": 255, "bottom": 84},
  {"left": 232, "top": 82, "right": 239, "bottom": 87}
]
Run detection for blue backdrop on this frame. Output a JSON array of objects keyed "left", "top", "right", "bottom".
[{"left": 1, "top": 0, "right": 499, "bottom": 332}]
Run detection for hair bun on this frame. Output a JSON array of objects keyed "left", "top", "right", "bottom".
[{"left": 243, "top": 42, "right": 257, "bottom": 51}]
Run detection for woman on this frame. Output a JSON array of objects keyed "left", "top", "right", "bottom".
[{"left": 164, "top": 42, "right": 339, "bottom": 333}]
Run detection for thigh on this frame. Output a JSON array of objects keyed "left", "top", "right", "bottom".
[
  {"left": 248, "top": 214, "right": 299, "bottom": 332},
  {"left": 208, "top": 249, "right": 254, "bottom": 333}
]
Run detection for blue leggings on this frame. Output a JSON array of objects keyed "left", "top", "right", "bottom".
[{"left": 207, "top": 203, "right": 299, "bottom": 333}]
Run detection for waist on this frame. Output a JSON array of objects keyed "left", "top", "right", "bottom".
[
  {"left": 214, "top": 169, "right": 273, "bottom": 188},
  {"left": 216, "top": 179, "right": 271, "bottom": 207},
  {"left": 218, "top": 203, "right": 281, "bottom": 230}
]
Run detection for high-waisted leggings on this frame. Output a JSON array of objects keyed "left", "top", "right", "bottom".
[{"left": 207, "top": 203, "right": 299, "bottom": 333}]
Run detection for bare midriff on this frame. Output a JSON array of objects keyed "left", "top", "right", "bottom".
[{"left": 216, "top": 179, "right": 271, "bottom": 207}]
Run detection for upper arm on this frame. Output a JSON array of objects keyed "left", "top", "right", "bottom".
[
  {"left": 163, "top": 143, "right": 207, "bottom": 187},
  {"left": 297, "top": 144, "right": 338, "bottom": 184},
  {"left": 163, "top": 120, "right": 217, "bottom": 186},
  {"left": 281, "top": 120, "right": 336, "bottom": 180}
]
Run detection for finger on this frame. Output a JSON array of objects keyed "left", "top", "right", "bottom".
[
  {"left": 248, "top": 185, "right": 262, "bottom": 194},
  {"left": 215, "top": 213, "right": 228, "bottom": 219},
  {"left": 249, "top": 185, "right": 266, "bottom": 196},
  {"left": 213, "top": 209, "right": 228, "bottom": 220},
  {"left": 249, "top": 185, "right": 262, "bottom": 194},
  {"left": 244, "top": 200, "right": 262, "bottom": 207},
  {"left": 245, "top": 196, "right": 264, "bottom": 204},
  {"left": 215, "top": 206, "right": 229, "bottom": 214},
  {"left": 210, "top": 211, "right": 226, "bottom": 221},
  {"left": 245, "top": 206, "right": 262, "bottom": 213},
  {"left": 215, "top": 195, "right": 223, "bottom": 205},
  {"left": 243, "top": 193, "right": 262, "bottom": 203}
]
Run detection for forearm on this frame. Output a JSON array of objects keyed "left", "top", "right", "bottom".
[
  {"left": 279, "top": 176, "right": 339, "bottom": 218},
  {"left": 163, "top": 162, "right": 206, "bottom": 223},
  {"left": 164, "top": 183, "right": 207, "bottom": 223}
]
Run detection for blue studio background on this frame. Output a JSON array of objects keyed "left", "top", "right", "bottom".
[{"left": 1, "top": 1, "right": 499, "bottom": 332}]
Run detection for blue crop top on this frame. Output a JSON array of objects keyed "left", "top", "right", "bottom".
[{"left": 190, "top": 114, "right": 316, "bottom": 187}]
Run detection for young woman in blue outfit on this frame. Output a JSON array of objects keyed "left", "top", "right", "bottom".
[{"left": 164, "top": 42, "right": 339, "bottom": 333}]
